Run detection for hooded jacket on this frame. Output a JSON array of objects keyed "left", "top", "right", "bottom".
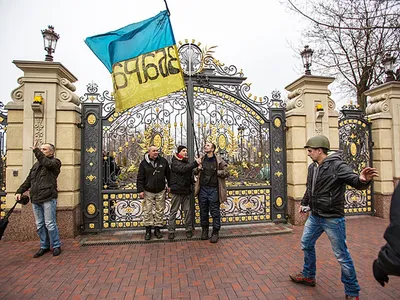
[
  {"left": 136, "top": 153, "right": 171, "bottom": 193},
  {"left": 170, "top": 154, "right": 198, "bottom": 195},
  {"left": 16, "top": 148, "right": 61, "bottom": 204},
  {"left": 375, "top": 183, "right": 400, "bottom": 276},
  {"left": 301, "top": 151, "right": 370, "bottom": 218}
]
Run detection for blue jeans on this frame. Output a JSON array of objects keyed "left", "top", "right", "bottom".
[
  {"left": 301, "top": 214, "right": 360, "bottom": 297},
  {"left": 32, "top": 199, "right": 61, "bottom": 249},
  {"left": 198, "top": 186, "right": 221, "bottom": 230}
]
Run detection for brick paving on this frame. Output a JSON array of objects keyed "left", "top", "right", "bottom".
[{"left": 0, "top": 216, "right": 399, "bottom": 300}]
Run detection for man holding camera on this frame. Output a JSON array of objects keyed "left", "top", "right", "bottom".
[{"left": 289, "top": 135, "right": 378, "bottom": 300}]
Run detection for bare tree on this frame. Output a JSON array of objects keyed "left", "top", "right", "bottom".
[{"left": 285, "top": 0, "right": 400, "bottom": 111}]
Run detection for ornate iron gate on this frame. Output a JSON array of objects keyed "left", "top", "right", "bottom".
[
  {"left": 339, "top": 104, "right": 373, "bottom": 215},
  {"left": 0, "top": 102, "right": 7, "bottom": 219},
  {"left": 80, "top": 41, "right": 287, "bottom": 233}
]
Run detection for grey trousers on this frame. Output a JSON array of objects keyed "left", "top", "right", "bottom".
[{"left": 168, "top": 194, "right": 193, "bottom": 233}]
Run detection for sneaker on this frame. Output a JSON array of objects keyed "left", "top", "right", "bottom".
[
  {"left": 185, "top": 231, "right": 193, "bottom": 238},
  {"left": 289, "top": 272, "right": 316, "bottom": 287},
  {"left": 52, "top": 247, "right": 62, "bottom": 257},
  {"left": 345, "top": 296, "right": 359, "bottom": 300},
  {"left": 168, "top": 232, "right": 175, "bottom": 240},
  {"left": 33, "top": 248, "right": 50, "bottom": 258}
]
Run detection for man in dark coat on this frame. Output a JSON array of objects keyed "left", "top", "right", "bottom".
[
  {"left": 137, "top": 145, "right": 171, "bottom": 240},
  {"left": 194, "top": 142, "right": 229, "bottom": 243},
  {"left": 289, "top": 135, "right": 378, "bottom": 300},
  {"left": 15, "top": 143, "right": 62, "bottom": 258},
  {"left": 168, "top": 145, "right": 201, "bottom": 240},
  {"left": 372, "top": 183, "right": 400, "bottom": 287}
]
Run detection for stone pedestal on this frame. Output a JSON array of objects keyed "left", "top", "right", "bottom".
[
  {"left": 285, "top": 75, "right": 337, "bottom": 225},
  {"left": 3, "top": 61, "right": 81, "bottom": 241},
  {"left": 365, "top": 81, "right": 400, "bottom": 219}
]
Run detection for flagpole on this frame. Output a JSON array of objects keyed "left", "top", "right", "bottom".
[
  {"left": 186, "top": 42, "right": 200, "bottom": 157},
  {"left": 163, "top": 0, "right": 171, "bottom": 16}
]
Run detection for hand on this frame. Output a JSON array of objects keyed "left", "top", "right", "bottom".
[
  {"left": 30, "top": 140, "right": 39, "bottom": 150},
  {"left": 167, "top": 187, "right": 171, "bottom": 193},
  {"left": 15, "top": 193, "right": 21, "bottom": 201},
  {"left": 198, "top": 164, "right": 203, "bottom": 170},
  {"left": 139, "top": 192, "right": 144, "bottom": 199},
  {"left": 195, "top": 157, "right": 202, "bottom": 164},
  {"left": 360, "top": 167, "right": 379, "bottom": 182},
  {"left": 373, "top": 259, "right": 389, "bottom": 287}
]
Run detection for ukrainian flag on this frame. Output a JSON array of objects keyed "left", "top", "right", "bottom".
[{"left": 85, "top": 10, "right": 184, "bottom": 112}]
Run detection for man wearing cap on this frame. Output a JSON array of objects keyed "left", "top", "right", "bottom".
[
  {"left": 168, "top": 145, "right": 201, "bottom": 239},
  {"left": 137, "top": 145, "right": 171, "bottom": 240},
  {"left": 15, "top": 143, "right": 62, "bottom": 258},
  {"left": 289, "top": 135, "right": 378, "bottom": 300}
]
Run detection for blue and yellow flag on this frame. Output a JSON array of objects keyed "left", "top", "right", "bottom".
[{"left": 85, "top": 10, "right": 184, "bottom": 112}]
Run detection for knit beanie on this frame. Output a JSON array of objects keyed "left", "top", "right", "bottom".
[{"left": 177, "top": 145, "right": 187, "bottom": 154}]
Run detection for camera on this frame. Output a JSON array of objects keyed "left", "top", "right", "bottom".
[{"left": 301, "top": 205, "right": 311, "bottom": 213}]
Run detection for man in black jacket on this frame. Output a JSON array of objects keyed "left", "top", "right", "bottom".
[
  {"left": 15, "top": 143, "right": 62, "bottom": 258},
  {"left": 289, "top": 135, "right": 378, "bottom": 300},
  {"left": 372, "top": 183, "right": 400, "bottom": 287},
  {"left": 168, "top": 145, "right": 201, "bottom": 240},
  {"left": 137, "top": 145, "right": 171, "bottom": 240}
]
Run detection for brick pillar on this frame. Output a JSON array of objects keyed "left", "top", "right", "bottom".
[
  {"left": 365, "top": 81, "right": 400, "bottom": 219},
  {"left": 4, "top": 60, "right": 81, "bottom": 240},
  {"left": 285, "top": 75, "right": 337, "bottom": 225}
]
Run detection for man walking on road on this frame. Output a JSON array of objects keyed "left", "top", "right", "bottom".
[
  {"left": 15, "top": 143, "right": 62, "bottom": 258},
  {"left": 290, "top": 135, "right": 378, "bottom": 300}
]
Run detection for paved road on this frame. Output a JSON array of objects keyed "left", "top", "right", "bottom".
[{"left": 0, "top": 216, "right": 398, "bottom": 299}]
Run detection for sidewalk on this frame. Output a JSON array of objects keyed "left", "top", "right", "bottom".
[{"left": 0, "top": 216, "right": 398, "bottom": 299}]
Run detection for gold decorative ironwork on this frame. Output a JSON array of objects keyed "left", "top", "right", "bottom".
[
  {"left": 87, "top": 204, "right": 96, "bottom": 215},
  {"left": 274, "top": 118, "right": 281, "bottom": 128},
  {"left": 87, "top": 114, "right": 97, "bottom": 125},
  {"left": 350, "top": 143, "right": 357, "bottom": 156},
  {"left": 86, "top": 174, "right": 96, "bottom": 181},
  {"left": 86, "top": 147, "right": 96, "bottom": 153},
  {"left": 275, "top": 147, "right": 282, "bottom": 153},
  {"left": 275, "top": 171, "right": 283, "bottom": 177},
  {"left": 275, "top": 197, "right": 283, "bottom": 207},
  {"left": 89, "top": 223, "right": 95, "bottom": 229}
]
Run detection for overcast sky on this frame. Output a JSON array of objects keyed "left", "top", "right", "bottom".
[{"left": 0, "top": 0, "right": 316, "bottom": 106}]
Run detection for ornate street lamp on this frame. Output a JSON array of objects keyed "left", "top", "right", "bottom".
[
  {"left": 41, "top": 25, "right": 60, "bottom": 62},
  {"left": 300, "top": 45, "right": 314, "bottom": 75},
  {"left": 382, "top": 52, "right": 396, "bottom": 82}
]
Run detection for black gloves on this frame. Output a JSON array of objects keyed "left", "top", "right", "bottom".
[{"left": 373, "top": 259, "right": 389, "bottom": 287}]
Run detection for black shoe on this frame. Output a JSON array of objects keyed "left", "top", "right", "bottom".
[
  {"left": 33, "top": 248, "right": 50, "bottom": 258},
  {"left": 210, "top": 229, "right": 219, "bottom": 243},
  {"left": 186, "top": 230, "right": 193, "bottom": 238},
  {"left": 168, "top": 232, "right": 175, "bottom": 240},
  {"left": 154, "top": 227, "right": 163, "bottom": 239},
  {"left": 53, "top": 247, "right": 62, "bottom": 256},
  {"left": 201, "top": 226, "right": 209, "bottom": 240},
  {"left": 145, "top": 226, "right": 152, "bottom": 241}
]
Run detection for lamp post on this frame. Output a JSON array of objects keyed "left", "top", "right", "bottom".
[
  {"left": 382, "top": 52, "right": 396, "bottom": 83},
  {"left": 300, "top": 45, "right": 314, "bottom": 75},
  {"left": 41, "top": 25, "right": 60, "bottom": 62}
]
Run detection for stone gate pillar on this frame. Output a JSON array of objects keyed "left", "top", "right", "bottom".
[
  {"left": 285, "top": 75, "right": 338, "bottom": 225},
  {"left": 365, "top": 81, "right": 400, "bottom": 219},
  {"left": 4, "top": 60, "right": 81, "bottom": 240}
]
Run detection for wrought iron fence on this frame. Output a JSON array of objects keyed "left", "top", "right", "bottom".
[
  {"left": 339, "top": 104, "right": 373, "bottom": 215},
  {"left": 0, "top": 102, "right": 7, "bottom": 218}
]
